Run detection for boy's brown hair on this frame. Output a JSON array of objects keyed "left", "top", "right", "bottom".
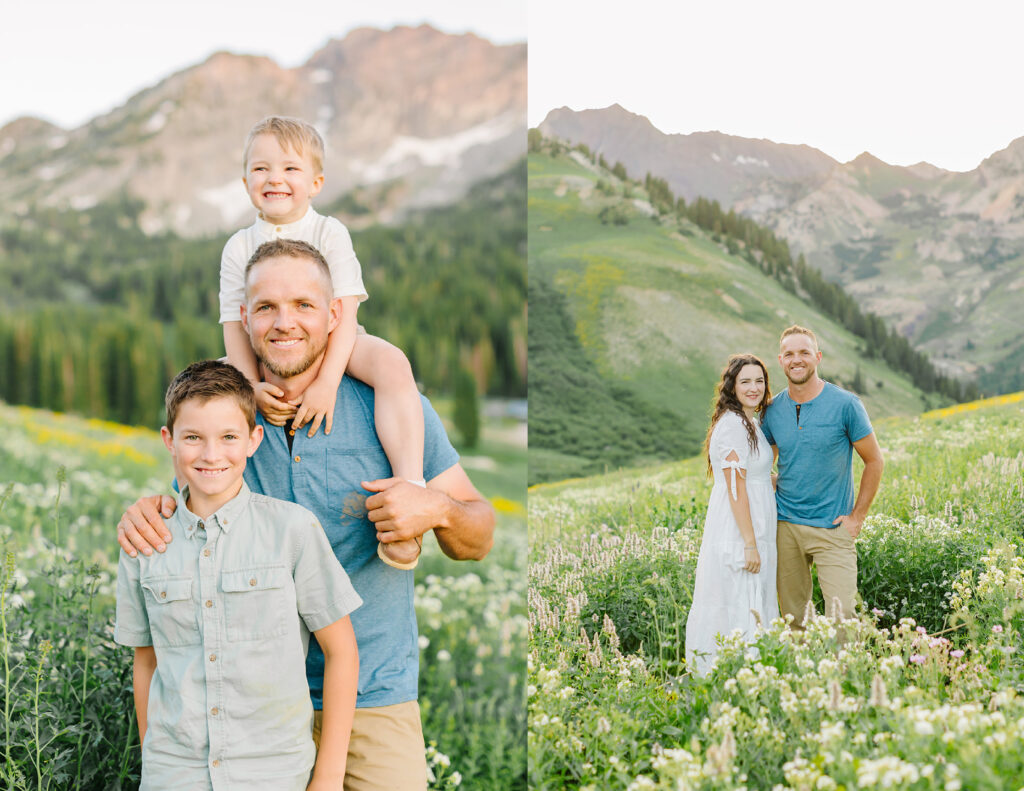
[
  {"left": 243, "top": 116, "right": 325, "bottom": 175},
  {"left": 780, "top": 324, "right": 818, "bottom": 349},
  {"left": 164, "top": 360, "right": 257, "bottom": 432}
]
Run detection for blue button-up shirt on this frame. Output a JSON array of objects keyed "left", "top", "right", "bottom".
[
  {"left": 244, "top": 377, "right": 459, "bottom": 708},
  {"left": 115, "top": 482, "right": 362, "bottom": 790}
]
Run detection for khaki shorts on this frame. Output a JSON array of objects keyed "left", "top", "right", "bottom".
[{"left": 312, "top": 700, "right": 427, "bottom": 790}]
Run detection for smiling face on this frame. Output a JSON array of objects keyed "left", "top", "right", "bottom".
[
  {"left": 779, "top": 332, "right": 822, "bottom": 385},
  {"left": 735, "top": 363, "right": 767, "bottom": 412},
  {"left": 243, "top": 133, "right": 324, "bottom": 225},
  {"left": 161, "top": 396, "right": 263, "bottom": 518},
  {"left": 241, "top": 253, "right": 339, "bottom": 382}
]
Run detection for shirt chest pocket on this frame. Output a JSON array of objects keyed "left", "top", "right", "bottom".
[
  {"left": 221, "top": 565, "right": 290, "bottom": 642},
  {"left": 325, "top": 446, "right": 390, "bottom": 517},
  {"left": 802, "top": 414, "right": 848, "bottom": 454},
  {"left": 141, "top": 576, "right": 199, "bottom": 647}
]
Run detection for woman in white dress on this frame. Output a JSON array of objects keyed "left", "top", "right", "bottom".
[{"left": 685, "top": 354, "right": 779, "bottom": 677}]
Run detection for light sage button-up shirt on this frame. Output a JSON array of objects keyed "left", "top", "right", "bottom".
[{"left": 115, "top": 482, "right": 362, "bottom": 791}]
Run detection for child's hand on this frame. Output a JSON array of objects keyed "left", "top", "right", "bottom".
[
  {"left": 254, "top": 382, "right": 297, "bottom": 426},
  {"left": 293, "top": 377, "right": 338, "bottom": 437}
]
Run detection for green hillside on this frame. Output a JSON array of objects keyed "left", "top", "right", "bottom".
[{"left": 528, "top": 149, "right": 948, "bottom": 485}]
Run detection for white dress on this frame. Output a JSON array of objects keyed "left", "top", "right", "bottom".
[{"left": 685, "top": 410, "right": 778, "bottom": 677}]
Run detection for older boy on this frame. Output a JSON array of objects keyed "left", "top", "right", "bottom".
[{"left": 115, "top": 360, "right": 362, "bottom": 790}]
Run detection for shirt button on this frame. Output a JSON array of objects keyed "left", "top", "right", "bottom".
[
  {"left": 275, "top": 226, "right": 282, "bottom": 232},
  {"left": 249, "top": 578, "right": 257, "bottom": 586},
  {"left": 160, "top": 591, "right": 167, "bottom": 599},
  {"left": 210, "top": 707, "right": 219, "bottom": 716},
  {"left": 197, "top": 520, "right": 204, "bottom": 530},
  {"left": 209, "top": 653, "right": 217, "bottom": 662},
  {"left": 212, "top": 760, "right": 220, "bottom": 768},
  {"left": 205, "top": 600, "right": 213, "bottom": 608},
  {"left": 294, "top": 455, "right": 301, "bottom": 463},
  {"left": 203, "top": 549, "right": 211, "bottom": 557}
]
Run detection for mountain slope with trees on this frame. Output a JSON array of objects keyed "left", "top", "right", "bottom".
[
  {"left": 528, "top": 137, "right": 967, "bottom": 484},
  {"left": 0, "top": 162, "right": 526, "bottom": 427},
  {"left": 540, "top": 105, "right": 1024, "bottom": 390}
]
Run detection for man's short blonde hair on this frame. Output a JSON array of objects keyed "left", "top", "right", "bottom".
[
  {"left": 780, "top": 324, "right": 818, "bottom": 349},
  {"left": 243, "top": 116, "right": 325, "bottom": 175}
]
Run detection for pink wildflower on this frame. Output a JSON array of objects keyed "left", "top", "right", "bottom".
[
  {"left": 950, "top": 650, "right": 965, "bottom": 659},
  {"left": 916, "top": 626, "right": 927, "bottom": 635},
  {"left": 910, "top": 654, "right": 926, "bottom": 665},
  {"left": 993, "top": 625, "right": 1004, "bottom": 634}
]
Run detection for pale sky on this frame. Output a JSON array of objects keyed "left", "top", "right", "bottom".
[
  {"left": 529, "top": 0, "right": 1024, "bottom": 172},
  {"left": 1, "top": 0, "right": 525, "bottom": 130}
]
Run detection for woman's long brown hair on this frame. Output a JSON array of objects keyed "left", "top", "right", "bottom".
[{"left": 703, "top": 353, "right": 772, "bottom": 476}]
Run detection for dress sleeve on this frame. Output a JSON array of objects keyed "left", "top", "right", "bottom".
[
  {"left": 321, "top": 218, "right": 368, "bottom": 303},
  {"left": 711, "top": 413, "right": 751, "bottom": 501},
  {"left": 218, "top": 232, "right": 247, "bottom": 324}
]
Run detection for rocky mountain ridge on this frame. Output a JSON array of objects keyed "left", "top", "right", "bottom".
[
  {"left": 0, "top": 25, "right": 526, "bottom": 237},
  {"left": 539, "top": 105, "right": 1024, "bottom": 390}
]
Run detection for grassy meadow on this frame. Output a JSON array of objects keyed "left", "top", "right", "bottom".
[
  {"left": 0, "top": 400, "right": 526, "bottom": 790},
  {"left": 529, "top": 393, "right": 1024, "bottom": 790}
]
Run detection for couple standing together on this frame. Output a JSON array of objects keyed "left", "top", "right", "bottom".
[{"left": 685, "top": 325, "right": 885, "bottom": 675}]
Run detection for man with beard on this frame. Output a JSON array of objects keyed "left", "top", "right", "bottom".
[
  {"left": 760, "top": 325, "right": 884, "bottom": 630},
  {"left": 117, "top": 239, "right": 494, "bottom": 790}
]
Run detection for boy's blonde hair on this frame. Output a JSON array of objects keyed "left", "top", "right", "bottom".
[{"left": 244, "top": 116, "right": 325, "bottom": 175}]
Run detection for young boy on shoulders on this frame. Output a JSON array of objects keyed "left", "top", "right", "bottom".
[
  {"left": 219, "top": 115, "right": 425, "bottom": 569},
  {"left": 115, "top": 360, "right": 361, "bottom": 790}
]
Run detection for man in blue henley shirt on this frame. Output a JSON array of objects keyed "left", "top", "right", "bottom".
[
  {"left": 761, "top": 325, "right": 884, "bottom": 630},
  {"left": 118, "top": 239, "right": 495, "bottom": 790}
]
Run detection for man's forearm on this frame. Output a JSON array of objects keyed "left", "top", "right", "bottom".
[
  {"left": 432, "top": 494, "right": 495, "bottom": 561},
  {"left": 851, "top": 458, "right": 884, "bottom": 521}
]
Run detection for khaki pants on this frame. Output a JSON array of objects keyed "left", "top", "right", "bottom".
[
  {"left": 777, "top": 520, "right": 858, "bottom": 629},
  {"left": 313, "top": 700, "right": 427, "bottom": 790}
]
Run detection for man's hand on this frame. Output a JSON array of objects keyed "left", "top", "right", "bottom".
[
  {"left": 363, "top": 478, "right": 437, "bottom": 543},
  {"left": 118, "top": 496, "right": 176, "bottom": 557},
  {"left": 255, "top": 381, "right": 298, "bottom": 427},
  {"left": 292, "top": 376, "right": 338, "bottom": 437},
  {"left": 833, "top": 513, "right": 863, "bottom": 539}
]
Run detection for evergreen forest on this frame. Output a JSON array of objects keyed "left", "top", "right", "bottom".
[{"left": 0, "top": 162, "right": 526, "bottom": 427}]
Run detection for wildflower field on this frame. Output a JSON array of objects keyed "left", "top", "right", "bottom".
[
  {"left": 529, "top": 393, "right": 1024, "bottom": 790},
  {"left": 0, "top": 401, "right": 527, "bottom": 790}
]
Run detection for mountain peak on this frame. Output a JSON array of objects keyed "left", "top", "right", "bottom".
[
  {"left": 0, "top": 27, "right": 525, "bottom": 237},
  {"left": 848, "top": 151, "right": 888, "bottom": 168}
]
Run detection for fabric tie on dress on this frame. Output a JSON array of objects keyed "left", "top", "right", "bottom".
[{"left": 722, "top": 459, "right": 746, "bottom": 500}]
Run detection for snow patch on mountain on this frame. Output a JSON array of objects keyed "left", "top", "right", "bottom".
[
  {"left": 199, "top": 179, "right": 252, "bottom": 226},
  {"left": 354, "top": 111, "right": 520, "bottom": 183}
]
